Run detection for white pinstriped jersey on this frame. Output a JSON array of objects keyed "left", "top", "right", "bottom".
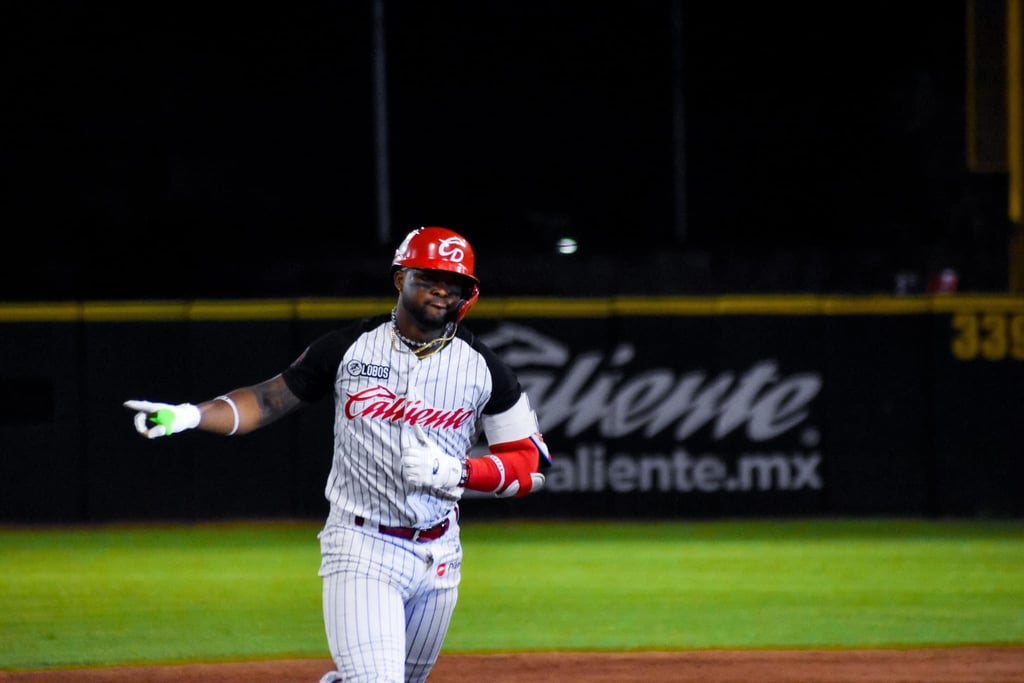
[{"left": 281, "top": 313, "right": 523, "bottom": 529}]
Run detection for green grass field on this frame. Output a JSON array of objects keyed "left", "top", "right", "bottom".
[{"left": 2, "top": 518, "right": 1023, "bottom": 671}]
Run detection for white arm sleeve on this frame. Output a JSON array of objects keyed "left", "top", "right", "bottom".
[{"left": 480, "top": 393, "right": 539, "bottom": 444}]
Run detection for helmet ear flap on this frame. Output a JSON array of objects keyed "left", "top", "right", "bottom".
[{"left": 454, "top": 284, "right": 480, "bottom": 322}]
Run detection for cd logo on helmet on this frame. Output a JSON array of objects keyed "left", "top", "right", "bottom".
[{"left": 437, "top": 238, "right": 466, "bottom": 263}]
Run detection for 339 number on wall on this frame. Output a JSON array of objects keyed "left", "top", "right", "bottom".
[{"left": 951, "top": 313, "right": 1024, "bottom": 360}]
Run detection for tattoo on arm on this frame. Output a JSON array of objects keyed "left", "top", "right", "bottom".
[{"left": 252, "top": 375, "right": 304, "bottom": 427}]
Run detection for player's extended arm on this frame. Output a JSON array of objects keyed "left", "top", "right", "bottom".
[{"left": 123, "top": 374, "right": 304, "bottom": 439}]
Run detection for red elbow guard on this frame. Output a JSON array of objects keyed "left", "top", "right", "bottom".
[{"left": 464, "top": 435, "right": 549, "bottom": 498}]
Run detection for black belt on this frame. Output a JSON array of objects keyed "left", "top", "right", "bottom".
[{"left": 355, "top": 515, "right": 450, "bottom": 543}]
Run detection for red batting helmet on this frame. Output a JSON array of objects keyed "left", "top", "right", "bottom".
[
  {"left": 392, "top": 226, "right": 480, "bottom": 321},
  {"left": 392, "top": 226, "right": 479, "bottom": 283}
]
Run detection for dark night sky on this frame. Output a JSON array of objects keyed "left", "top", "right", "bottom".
[{"left": 3, "top": 1, "right": 1009, "bottom": 299}]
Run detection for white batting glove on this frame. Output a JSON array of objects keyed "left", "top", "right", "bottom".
[
  {"left": 123, "top": 400, "right": 201, "bottom": 439},
  {"left": 402, "top": 425, "right": 465, "bottom": 490}
]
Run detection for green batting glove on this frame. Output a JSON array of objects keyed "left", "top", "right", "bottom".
[{"left": 123, "top": 400, "right": 201, "bottom": 439}]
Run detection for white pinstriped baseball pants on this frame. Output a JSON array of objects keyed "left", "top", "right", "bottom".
[{"left": 317, "top": 510, "right": 462, "bottom": 683}]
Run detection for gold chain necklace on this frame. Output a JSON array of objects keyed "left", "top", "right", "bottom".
[{"left": 390, "top": 308, "right": 457, "bottom": 359}]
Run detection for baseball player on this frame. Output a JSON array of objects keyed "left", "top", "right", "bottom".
[{"left": 123, "top": 226, "right": 552, "bottom": 683}]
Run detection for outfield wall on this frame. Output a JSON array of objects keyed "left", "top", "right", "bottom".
[{"left": 1, "top": 295, "right": 1022, "bottom": 522}]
